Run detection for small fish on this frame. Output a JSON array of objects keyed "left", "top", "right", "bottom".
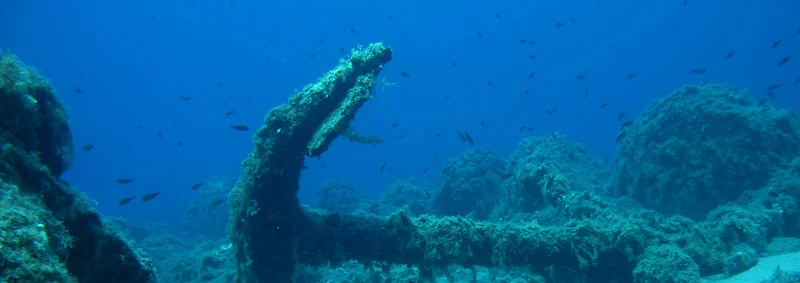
[
  {"left": 423, "top": 168, "right": 429, "bottom": 174},
  {"left": 621, "top": 121, "right": 633, "bottom": 128},
  {"left": 157, "top": 131, "right": 163, "bottom": 139},
  {"left": 463, "top": 132, "right": 474, "bottom": 146},
  {"left": 480, "top": 121, "right": 487, "bottom": 127},
  {"left": 758, "top": 98, "right": 768, "bottom": 106},
  {"left": 82, "top": 144, "right": 94, "bottom": 152},
  {"left": 210, "top": 199, "right": 225, "bottom": 207},
  {"left": 451, "top": 61, "right": 457, "bottom": 67},
  {"left": 615, "top": 132, "right": 627, "bottom": 142},
  {"left": 772, "top": 39, "right": 783, "bottom": 49},
  {"left": 495, "top": 12, "right": 501, "bottom": 19},
  {"left": 224, "top": 108, "right": 237, "bottom": 118},
  {"left": 767, "top": 84, "right": 782, "bottom": 91},
  {"left": 349, "top": 27, "right": 358, "bottom": 34},
  {"left": 554, "top": 22, "right": 563, "bottom": 28},
  {"left": 795, "top": 76, "right": 799, "bottom": 85},
  {"left": 546, "top": 105, "right": 558, "bottom": 115},
  {"left": 528, "top": 54, "right": 536, "bottom": 59},
  {"left": 218, "top": 81, "right": 224, "bottom": 87},
  {"left": 179, "top": 95, "right": 192, "bottom": 101},
  {"left": 433, "top": 152, "right": 438, "bottom": 159},
  {"left": 584, "top": 88, "right": 590, "bottom": 99},
  {"left": 568, "top": 17, "right": 578, "bottom": 24},
  {"left": 600, "top": 103, "right": 608, "bottom": 109},
  {"left": 177, "top": 141, "right": 183, "bottom": 146},
  {"left": 528, "top": 72, "right": 537, "bottom": 79},
  {"left": 435, "top": 132, "right": 441, "bottom": 137},
  {"left": 118, "top": 197, "right": 135, "bottom": 206},
  {"left": 766, "top": 91, "right": 776, "bottom": 99},
  {"left": 519, "top": 125, "right": 527, "bottom": 131},
  {"left": 116, "top": 178, "right": 134, "bottom": 184},
  {"left": 400, "top": 71, "right": 410, "bottom": 78},
  {"left": 576, "top": 74, "right": 586, "bottom": 80},
  {"left": 230, "top": 124, "right": 249, "bottom": 131},
  {"left": 519, "top": 39, "right": 527, "bottom": 44},
  {"left": 524, "top": 89, "right": 530, "bottom": 96},
  {"left": 486, "top": 81, "right": 494, "bottom": 86},
  {"left": 391, "top": 122, "right": 399, "bottom": 128},
  {"left": 396, "top": 133, "right": 404, "bottom": 139},
  {"left": 724, "top": 51, "right": 736, "bottom": 59},
  {"left": 74, "top": 86, "right": 84, "bottom": 93},
  {"left": 528, "top": 41, "right": 536, "bottom": 45},
  {"left": 477, "top": 32, "right": 483, "bottom": 38},
  {"left": 190, "top": 183, "right": 203, "bottom": 190},
  {"left": 626, "top": 73, "right": 637, "bottom": 79},
  {"left": 617, "top": 112, "right": 625, "bottom": 121},
  {"left": 551, "top": 132, "right": 558, "bottom": 139},
  {"left": 778, "top": 56, "right": 791, "bottom": 67},
  {"left": 141, "top": 191, "right": 161, "bottom": 202},
  {"left": 526, "top": 127, "right": 534, "bottom": 132},
  {"left": 690, "top": 68, "right": 707, "bottom": 75},
  {"left": 424, "top": 191, "right": 431, "bottom": 198},
  {"left": 380, "top": 161, "right": 388, "bottom": 172},
  {"left": 386, "top": 15, "right": 393, "bottom": 20}
]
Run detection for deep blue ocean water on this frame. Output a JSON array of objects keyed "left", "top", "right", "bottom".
[{"left": 1, "top": 0, "right": 798, "bottom": 227}]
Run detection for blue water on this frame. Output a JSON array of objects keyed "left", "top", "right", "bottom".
[{"left": 1, "top": 0, "right": 798, "bottom": 226}]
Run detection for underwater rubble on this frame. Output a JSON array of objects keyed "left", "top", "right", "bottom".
[{"left": 0, "top": 54, "right": 156, "bottom": 282}]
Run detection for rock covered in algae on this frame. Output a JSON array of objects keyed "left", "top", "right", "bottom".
[
  {"left": 314, "top": 181, "right": 373, "bottom": 214},
  {"left": 0, "top": 54, "right": 156, "bottom": 282},
  {"left": 614, "top": 84, "right": 800, "bottom": 220},
  {"left": 435, "top": 148, "right": 506, "bottom": 219}
]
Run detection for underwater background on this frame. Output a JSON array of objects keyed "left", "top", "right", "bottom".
[{"left": 2, "top": 0, "right": 800, "bottom": 282}]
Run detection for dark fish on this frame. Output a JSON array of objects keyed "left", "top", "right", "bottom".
[
  {"left": 767, "top": 91, "right": 776, "bottom": 99},
  {"left": 380, "top": 161, "right": 387, "bottom": 172},
  {"left": 116, "top": 178, "right": 134, "bottom": 184},
  {"left": 551, "top": 132, "right": 558, "bottom": 139},
  {"left": 524, "top": 89, "right": 530, "bottom": 96},
  {"left": 795, "top": 76, "right": 799, "bottom": 85},
  {"left": 758, "top": 98, "right": 768, "bottom": 106},
  {"left": 528, "top": 72, "right": 536, "bottom": 79},
  {"left": 177, "top": 141, "right": 183, "bottom": 146},
  {"left": 528, "top": 41, "right": 536, "bottom": 45},
  {"left": 772, "top": 39, "right": 783, "bottom": 49},
  {"left": 584, "top": 88, "right": 590, "bottom": 99},
  {"left": 435, "top": 132, "right": 441, "bottom": 137},
  {"left": 456, "top": 131, "right": 466, "bottom": 142},
  {"left": 480, "top": 121, "right": 487, "bottom": 127},
  {"left": 210, "top": 199, "right": 225, "bottom": 207},
  {"left": 190, "top": 183, "right": 202, "bottom": 190},
  {"left": 179, "top": 95, "right": 192, "bottom": 101},
  {"left": 626, "top": 73, "right": 636, "bottom": 79},
  {"left": 141, "top": 191, "right": 161, "bottom": 202},
  {"left": 157, "top": 131, "right": 163, "bottom": 139},
  {"left": 690, "top": 68, "right": 707, "bottom": 75},
  {"left": 451, "top": 61, "right": 457, "bottom": 67},
  {"left": 495, "top": 12, "right": 501, "bottom": 19},
  {"left": 82, "top": 144, "right": 94, "bottom": 152},
  {"left": 396, "top": 133, "right": 404, "bottom": 139},
  {"left": 616, "top": 132, "right": 627, "bottom": 142},
  {"left": 546, "top": 105, "right": 558, "bottom": 115},
  {"left": 568, "top": 17, "right": 578, "bottom": 24},
  {"left": 423, "top": 168, "right": 429, "bottom": 174},
  {"left": 621, "top": 121, "right": 633, "bottom": 128},
  {"left": 767, "top": 84, "right": 782, "bottom": 91},
  {"left": 349, "top": 27, "right": 358, "bottom": 34},
  {"left": 224, "top": 108, "right": 237, "bottom": 118},
  {"left": 519, "top": 125, "right": 526, "bottom": 131},
  {"left": 230, "top": 124, "right": 249, "bottom": 131},
  {"left": 778, "top": 56, "right": 791, "bottom": 67},
  {"left": 218, "top": 81, "right": 224, "bottom": 87},
  {"left": 400, "top": 71, "right": 410, "bottom": 78},
  {"left": 386, "top": 15, "right": 392, "bottom": 20},
  {"left": 424, "top": 191, "right": 431, "bottom": 198},
  {"left": 600, "top": 103, "right": 608, "bottom": 109},
  {"left": 576, "top": 74, "right": 586, "bottom": 80},
  {"left": 74, "top": 87, "right": 84, "bottom": 93},
  {"left": 526, "top": 127, "right": 534, "bottom": 132},
  {"left": 554, "top": 22, "right": 563, "bottom": 28},
  {"left": 463, "top": 132, "right": 474, "bottom": 146},
  {"left": 486, "top": 81, "right": 494, "bottom": 86},
  {"left": 528, "top": 54, "right": 536, "bottom": 59},
  {"left": 519, "top": 39, "right": 527, "bottom": 44},
  {"left": 617, "top": 112, "right": 625, "bottom": 120},
  {"left": 477, "top": 32, "right": 483, "bottom": 38},
  {"left": 724, "top": 51, "right": 735, "bottom": 59},
  {"left": 118, "top": 197, "right": 135, "bottom": 206},
  {"left": 433, "top": 152, "right": 438, "bottom": 160},
  {"left": 391, "top": 122, "right": 399, "bottom": 128}
]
